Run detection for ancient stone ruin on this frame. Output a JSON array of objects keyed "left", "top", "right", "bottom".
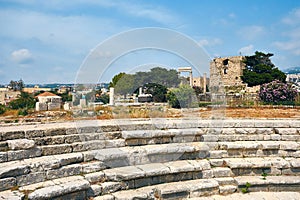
[
  {"left": 210, "top": 56, "right": 247, "bottom": 93},
  {"left": 0, "top": 119, "right": 300, "bottom": 199}
]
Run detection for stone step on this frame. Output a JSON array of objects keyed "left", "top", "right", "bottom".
[
  {"left": 92, "top": 175, "right": 300, "bottom": 200},
  {"left": 101, "top": 160, "right": 216, "bottom": 189},
  {"left": 93, "top": 178, "right": 220, "bottom": 200},
  {"left": 20, "top": 175, "right": 90, "bottom": 200},
  {"left": 0, "top": 176, "right": 90, "bottom": 200},
  {"left": 2, "top": 121, "right": 300, "bottom": 142},
  {"left": 2, "top": 139, "right": 300, "bottom": 164},
  {"left": 235, "top": 175, "right": 300, "bottom": 193},
  {"left": 86, "top": 142, "right": 210, "bottom": 167},
  {"left": 209, "top": 157, "right": 300, "bottom": 176},
  {"left": 190, "top": 192, "right": 300, "bottom": 200},
  {"left": 0, "top": 152, "right": 106, "bottom": 191}
]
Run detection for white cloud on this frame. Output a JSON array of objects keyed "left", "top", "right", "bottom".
[
  {"left": 273, "top": 8, "right": 300, "bottom": 55},
  {"left": 6, "top": 0, "right": 179, "bottom": 26},
  {"left": 228, "top": 13, "right": 236, "bottom": 19},
  {"left": 282, "top": 8, "right": 300, "bottom": 25},
  {"left": 238, "top": 44, "right": 254, "bottom": 55},
  {"left": 237, "top": 25, "right": 265, "bottom": 40},
  {"left": 198, "top": 38, "right": 223, "bottom": 47},
  {"left": 11, "top": 49, "right": 34, "bottom": 64}
]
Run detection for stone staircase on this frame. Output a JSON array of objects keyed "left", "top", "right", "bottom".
[{"left": 0, "top": 119, "right": 299, "bottom": 199}]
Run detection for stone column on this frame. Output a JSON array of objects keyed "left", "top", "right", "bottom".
[
  {"left": 189, "top": 71, "right": 193, "bottom": 87},
  {"left": 203, "top": 73, "right": 207, "bottom": 94},
  {"left": 109, "top": 87, "right": 114, "bottom": 105}
]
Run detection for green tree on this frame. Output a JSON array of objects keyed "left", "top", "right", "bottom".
[
  {"left": 109, "top": 72, "right": 126, "bottom": 88},
  {"left": 144, "top": 83, "right": 168, "bottom": 102},
  {"left": 114, "top": 74, "right": 135, "bottom": 98},
  {"left": 96, "top": 94, "right": 109, "bottom": 104},
  {"left": 149, "top": 67, "right": 180, "bottom": 88},
  {"left": 241, "top": 51, "right": 286, "bottom": 87},
  {"left": 9, "top": 92, "right": 35, "bottom": 110},
  {"left": 167, "top": 84, "right": 196, "bottom": 108},
  {"left": 134, "top": 67, "right": 180, "bottom": 88},
  {"left": 8, "top": 79, "right": 24, "bottom": 91}
]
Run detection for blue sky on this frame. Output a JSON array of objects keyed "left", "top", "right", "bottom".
[{"left": 1, "top": 0, "right": 300, "bottom": 84}]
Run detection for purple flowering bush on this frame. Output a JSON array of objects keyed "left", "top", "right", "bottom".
[{"left": 259, "top": 80, "right": 298, "bottom": 105}]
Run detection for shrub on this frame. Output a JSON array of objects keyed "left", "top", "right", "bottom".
[
  {"left": 259, "top": 80, "right": 298, "bottom": 105},
  {"left": 18, "top": 108, "right": 29, "bottom": 116},
  {"left": 0, "top": 104, "right": 6, "bottom": 115},
  {"left": 167, "top": 84, "right": 196, "bottom": 108},
  {"left": 9, "top": 92, "right": 35, "bottom": 109}
]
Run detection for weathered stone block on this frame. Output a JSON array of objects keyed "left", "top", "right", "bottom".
[
  {"left": 7, "top": 148, "right": 42, "bottom": 161},
  {"left": 81, "top": 161, "right": 105, "bottom": 174},
  {"left": 7, "top": 139, "right": 35, "bottom": 150},
  {"left": 212, "top": 167, "right": 233, "bottom": 178},
  {"left": 101, "top": 182, "right": 124, "bottom": 195},
  {"left": 219, "top": 185, "right": 237, "bottom": 195},
  {"left": 54, "top": 153, "right": 83, "bottom": 166},
  {"left": 25, "top": 130, "right": 44, "bottom": 138},
  {"left": 0, "top": 141, "right": 8, "bottom": 151},
  {"left": 85, "top": 171, "right": 106, "bottom": 184},
  {"left": 87, "top": 184, "right": 102, "bottom": 197},
  {"left": 202, "top": 170, "right": 213, "bottom": 179},
  {"left": 0, "top": 177, "right": 16, "bottom": 191},
  {"left": 104, "top": 166, "right": 144, "bottom": 181},
  {"left": 41, "top": 144, "right": 72, "bottom": 156},
  {"left": 209, "top": 159, "right": 225, "bottom": 167},
  {"left": 2, "top": 131, "right": 25, "bottom": 140},
  {"left": 0, "top": 162, "right": 30, "bottom": 178},
  {"left": 46, "top": 164, "right": 82, "bottom": 179},
  {"left": 0, "top": 152, "right": 7, "bottom": 163},
  {"left": 16, "top": 172, "right": 46, "bottom": 186},
  {"left": 44, "top": 128, "right": 66, "bottom": 136},
  {"left": 0, "top": 190, "right": 25, "bottom": 200},
  {"left": 209, "top": 150, "right": 228, "bottom": 159}
]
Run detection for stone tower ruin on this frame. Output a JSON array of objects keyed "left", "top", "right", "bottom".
[{"left": 210, "top": 56, "right": 246, "bottom": 92}]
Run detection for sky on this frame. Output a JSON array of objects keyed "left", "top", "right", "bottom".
[{"left": 1, "top": 0, "right": 300, "bottom": 84}]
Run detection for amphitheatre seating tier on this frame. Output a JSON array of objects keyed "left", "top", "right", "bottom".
[{"left": 0, "top": 119, "right": 299, "bottom": 199}]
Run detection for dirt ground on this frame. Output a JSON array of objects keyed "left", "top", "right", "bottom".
[
  {"left": 0, "top": 107, "right": 299, "bottom": 124},
  {"left": 197, "top": 107, "right": 300, "bottom": 119}
]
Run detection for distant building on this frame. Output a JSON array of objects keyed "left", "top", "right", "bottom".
[
  {"left": 36, "top": 91, "right": 62, "bottom": 111},
  {"left": 286, "top": 74, "right": 300, "bottom": 84},
  {"left": 23, "top": 85, "right": 52, "bottom": 94},
  {"left": 0, "top": 89, "right": 20, "bottom": 105}
]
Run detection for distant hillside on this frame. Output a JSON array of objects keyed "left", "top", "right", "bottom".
[{"left": 284, "top": 67, "right": 300, "bottom": 74}]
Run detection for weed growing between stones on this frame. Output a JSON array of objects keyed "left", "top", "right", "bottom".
[
  {"left": 241, "top": 182, "right": 251, "bottom": 193},
  {"left": 262, "top": 171, "right": 268, "bottom": 180}
]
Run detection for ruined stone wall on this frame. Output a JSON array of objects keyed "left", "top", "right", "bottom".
[{"left": 210, "top": 56, "right": 246, "bottom": 91}]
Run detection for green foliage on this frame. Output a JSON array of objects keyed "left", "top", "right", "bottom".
[
  {"left": 18, "top": 108, "right": 29, "bottom": 116},
  {"left": 166, "top": 90, "right": 180, "bottom": 108},
  {"left": 144, "top": 83, "right": 168, "bottom": 102},
  {"left": 9, "top": 92, "right": 35, "bottom": 110},
  {"left": 0, "top": 104, "right": 6, "bottom": 115},
  {"left": 167, "top": 84, "right": 196, "bottom": 108},
  {"left": 96, "top": 93, "right": 109, "bottom": 104},
  {"left": 241, "top": 51, "right": 286, "bottom": 87},
  {"left": 114, "top": 74, "right": 135, "bottom": 97},
  {"left": 241, "top": 182, "right": 251, "bottom": 193},
  {"left": 8, "top": 79, "right": 24, "bottom": 91},
  {"left": 109, "top": 67, "right": 180, "bottom": 98},
  {"left": 262, "top": 172, "right": 268, "bottom": 180},
  {"left": 109, "top": 72, "right": 126, "bottom": 88}
]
